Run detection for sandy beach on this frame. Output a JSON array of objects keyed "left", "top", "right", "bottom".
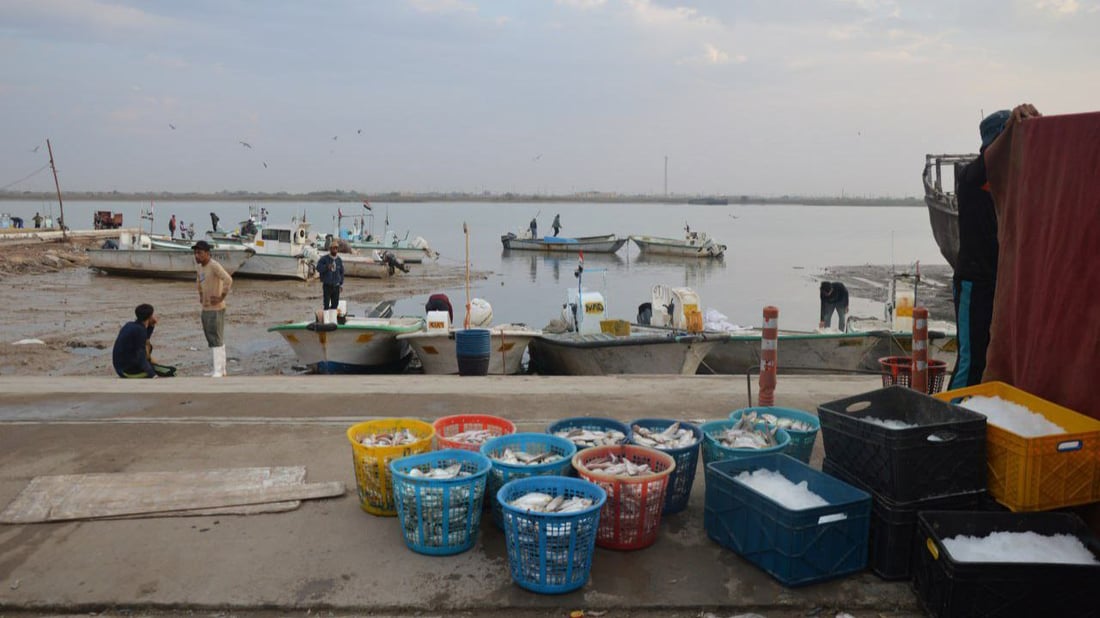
[{"left": 0, "top": 236, "right": 479, "bottom": 377}]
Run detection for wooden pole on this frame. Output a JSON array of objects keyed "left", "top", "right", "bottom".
[
  {"left": 46, "top": 139, "right": 67, "bottom": 242},
  {"left": 463, "top": 222, "right": 471, "bottom": 330}
]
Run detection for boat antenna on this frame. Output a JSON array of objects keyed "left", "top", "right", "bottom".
[
  {"left": 574, "top": 250, "right": 584, "bottom": 331},
  {"left": 463, "top": 222, "right": 471, "bottom": 329},
  {"left": 45, "top": 139, "right": 68, "bottom": 242}
]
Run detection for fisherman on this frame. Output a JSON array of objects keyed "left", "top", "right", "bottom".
[
  {"left": 949, "top": 105, "right": 1041, "bottom": 389},
  {"left": 193, "top": 240, "right": 233, "bottom": 377},
  {"left": 552, "top": 213, "right": 562, "bottom": 236},
  {"left": 818, "top": 281, "right": 849, "bottom": 331},
  {"left": 111, "top": 303, "right": 176, "bottom": 378},
  {"left": 33, "top": 212, "right": 43, "bottom": 229},
  {"left": 169, "top": 214, "right": 177, "bottom": 239},
  {"left": 210, "top": 212, "right": 220, "bottom": 232},
  {"left": 187, "top": 222, "right": 195, "bottom": 240},
  {"left": 529, "top": 217, "right": 538, "bottom": 239},
  {"left": 315, "top": 241, "right": 344, "bottom": 310}
]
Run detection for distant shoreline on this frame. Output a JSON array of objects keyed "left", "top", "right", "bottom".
[{"left": 0, "top": 191, "right": 922, "bottom": 207}]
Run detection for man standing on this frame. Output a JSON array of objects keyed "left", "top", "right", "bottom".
[
  {"left": 193, "top": 240, "right": 232, "bottom": 377},
  {"left": 529, "top": 217, "right": 538, "bottom": 239},
  {"left": 316, "top": 241, "right": 344, "bottom": 310},
  {"left": 33, "top": 212, "right": 43, "bottom": 229},
  {"left": 169, "top": 214, "right": 177, "bottom": 239},
  {"left": 552, "top": 213, "right": 562, "bottom": 236},
  {"left": 210, "top": 212, "right": 220, "bottom": 232},
  {"left": 949, "top": 106, "right": 1040, "bottom": 389},
  {"left": 112, "top": 303, "right": 175, "bottom": 378},
  {"left": 819, "top": 281, "right": 849, "bottom": 330}
]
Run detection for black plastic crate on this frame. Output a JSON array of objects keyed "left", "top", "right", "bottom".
[
  {"left": 823, "top": 459, "right": 986, "bottom": 581},
  {"left": 913, "top": 510, "right": 1100, "bottom": 618},
  {"left": 817, "top": 386, "right": 987, "bottom": 503}
]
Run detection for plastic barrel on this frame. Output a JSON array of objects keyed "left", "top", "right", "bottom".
[{"left": 455, "top": 328, "right": 491, "bottom": 376}]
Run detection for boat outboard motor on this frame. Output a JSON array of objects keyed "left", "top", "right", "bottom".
[
  {"left": 382, "top": 250, "right": 409, "bottom": 275},
  {"left": 637, "top": 302, "right": 653, "bottom": 325}
]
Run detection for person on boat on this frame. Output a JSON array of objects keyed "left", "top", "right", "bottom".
[
  {"left": 818, "top": 281, "right": 849, "bottom": 331},
  {"left": 210, "top": 212, "right": 220, "bottom": 232},
  {"left": 529, "top": 217, "right": 538, "bottom": 239},
  {"left": 552, "top": 214, "right": 562, "bottom": 236},
  {"left": 425, "top": 293, "right": 454, "bottom": 322},
  {"left": 193, "top": 240, "right": 233, "bottom": 378},
  {"left": 111, "top": 304, "right": 175, "bottom": 378},
  {"left": 33, "top": 212, "right": 43, "bottom": 229},
  {"left": 187, "top": 223, "right": 195, "bottom": 240},
  {"left": 949, "top": 105, "right": 1041, "bottom": 389},
  {"left": 169, "top": 214, "right": 177, "bottom": 239},
  {"left": 316, "top": 241, "right": 344, "bottom": 310}
]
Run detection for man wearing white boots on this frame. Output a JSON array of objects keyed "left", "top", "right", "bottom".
[{"left": 192, "top": 240, "right": 233, "bottom": 377}]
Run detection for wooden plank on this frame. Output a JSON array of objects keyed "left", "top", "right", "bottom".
[{"left": 0, "top": 467, "right": 345, "bottom": 524}]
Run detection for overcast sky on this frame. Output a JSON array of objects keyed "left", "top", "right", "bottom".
[{"left": 2, "top": 0, "right": 1097, "bottom": 197}]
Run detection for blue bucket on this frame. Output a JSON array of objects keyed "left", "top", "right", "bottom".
[
  {"left": 389, "top": 449, "right": 492, "bottom": 555},
  {"left": 455, "top": 328, "right": 491, "bottom": 376},
  {"left": 481, "top": 433, "right": 577, "bottom": 529},
  {"left": 730, "top": 407, "right": 820, "bottom": 464},
  {"left": 700, "top": 419, "right": 790, "bottom": 467},
  {"left": 498, "top": 476, "right": 606, "bottom": 594},
  {"left": 628, "top": 418, "right": 703, "bottom": 514}
]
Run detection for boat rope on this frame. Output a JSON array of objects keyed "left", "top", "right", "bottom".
[{"left": 0, "top": 164, "right": 50, "bottom": 191}]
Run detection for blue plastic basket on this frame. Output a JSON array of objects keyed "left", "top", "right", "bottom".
[
  {"left": 700, "top": 419, "right": 791, "bottom": 466},
  {"left": 498, "top": 476, "right": 607, "bottom": 594},
  {"left": 481, "top": 433, "right": 577, "bottom": 528},
  {"left": 546, "top": 417, "right": 631, "bottom": 475},
  {"left": 628, "top": 418, "right": 702, "bottom": 514},
  {"left": 389, "top": 449, "right": 492, "bottom": 556},
  {"left": 730, "top": 407, "right": 820, "bottom": 464},
  {"left": 704, "top": 453, "right": 871, "bottom": 587}
]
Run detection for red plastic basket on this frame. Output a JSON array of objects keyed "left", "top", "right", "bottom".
[
  {"left": 433, "top": 414, "right": 516, "bottom": 451},
  {"left": 878, "top": 356, "right": 947, "bottom": 394},
  {"left": 572, "top": 444, "right": 675, "bottom": 550}
]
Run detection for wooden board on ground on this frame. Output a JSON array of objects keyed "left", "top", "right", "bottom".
[{"left": 0, "top": 467, "right": 346, "bottom": 524}]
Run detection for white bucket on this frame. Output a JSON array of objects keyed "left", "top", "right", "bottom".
[
  {"left": 337, "top": 300, "right": 348, "bottom": 317},
  {"left": 323, "top": 309, "right": 338, "bottom": 324},
  {"left": 426, "top": 310, "right": 450, "bottom": 332}
]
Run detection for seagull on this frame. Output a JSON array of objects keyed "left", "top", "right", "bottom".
[
  {"left": 262, "top": 162, "right": 268, "bottom": 168},
  {"left": 31, "top": 145, "right": 40, "bottom": 153},
  {"left": 239, "top": 141, "right": 252, "bottom": 148},
  {"left": 357, "top": 129, "right": 362, "bottom": 135},
  {"left": 169, "top": 123, "right": 176, "bottom": 130},
  {"left": 332, "top": 135, "right": 338, "bottom": 141},
  {"left": 532, "top": 154, "right": 542, "bottom": 162}
]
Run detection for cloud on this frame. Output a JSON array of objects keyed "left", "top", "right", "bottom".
[
  {"left": 1036, "top": 0, "right": 1080, "bottom": 13},
  {"left": 2, "top": 0, "right": 178, "bottom": 33},
  {"left": 555, "top": 0, "right": 607, "bottom": 9},
  {"left": 407, "top": 0, "right": 478, "bottom": 14},
  {"left": 624, "top": 0, "right": 716, "bottom": 28},
  {"left": 144, "top": 54, "right": 190, "bottom": 70}
]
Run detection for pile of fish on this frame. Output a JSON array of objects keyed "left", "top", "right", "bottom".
[
  {"left": 490, "top": 448, "right": 564, "bottom": 466},
  {"left": 582, "top": 453, "right": 654, "bottom": 477},
  {"left": 509, "top": 491, "right": 594, "bottom": 513},
  {"left": 358, "top": 428, "right": 421, "bottom": 447},
  {"left": 444, "top": 428, "right": 496, "bottom": 445},
  {"left": 744, "top": 410, "right": 816, "bottom": 433},
  {"left": 554, "top": 427, "right": 627, "bottom": 447},
  {"left": 713, "top": 415, "right": 781, "bottom": 450},
  {"left": 631, "top": 422, "right": 697, "bottom": 449},
  {"left": 406, "top": 463, "right": 470, "bottom": 479}
]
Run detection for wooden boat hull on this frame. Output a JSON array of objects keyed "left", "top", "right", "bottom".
[
  {"left": 630, "top": 235, "right": 726, "bottom": 258},
  {"left": 923, "top": 154, "right": 976, "bottom": 270},
  {"left": 397, "top": 326, "right": 538, "bottom": 374},
  {"left": 346, "top": 243, "right": 430, "bottom": 264},
  {"left": 500, "top": 233, "right": 626, "bottom": 254},
  {"left": 340, "top": 255, "right": 394, "bottom": 279},
  {"left": 529, "top": 330, "right": 721, "bottom": 375},
  {"left": 235, "top": 254, "right": 313, "bottom": 280},
  {"left": 268, "top": 317, "right": 423, "bottom": 374},
  {"left": 87, "top": 248, "right": 251, "bottom": 280}
]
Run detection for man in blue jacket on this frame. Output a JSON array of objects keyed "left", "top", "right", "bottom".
[
  {"left": 316, "top": 241, "right": 344, "bottom": 310},
  {"left": 112, "top": 304, "right": 175, "bottom": 378}
]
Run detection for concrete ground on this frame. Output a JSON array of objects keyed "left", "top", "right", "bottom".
[{"left": 0, "top": 375, "right": 924, "bottom": 617}]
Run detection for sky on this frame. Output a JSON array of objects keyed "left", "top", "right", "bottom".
[{"left": 2, "top": 0, "right": 1098, "bottom": 197}]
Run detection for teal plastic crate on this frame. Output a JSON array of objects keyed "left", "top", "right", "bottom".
[{"left": 730, "top": 406, "right": 820, "bottom": 464}]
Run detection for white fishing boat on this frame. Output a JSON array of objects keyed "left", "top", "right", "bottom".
[
  {"left": 500, "top": 231, "right": 627, "bottom": 253},
  {"left": 268, "top": 315, "right": 424, "bottom": 374},
  {"left": 345, "top": 229, "right": 437, "bottom": 264},
  {"left": 235, "top": 221, "right": 320, "bottom": 280},
  {"left": 338, "top": 250, "right": 404, "bottom": 280},
  {"left": 629, "top": 224, "right": 727, "bottom": 258},
  {"left": 396, "top": 299, "right": 539, "bottom": 375},
  {"left": 86, "top": 231, "right": 253, "bottom": 280}
]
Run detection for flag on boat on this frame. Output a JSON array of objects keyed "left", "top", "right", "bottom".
[
  {"left": 338, "top": 208, "right": 343, "bottom": 219},
  {"left": 362, "top": 200, "right": 372, "bottom": 211}
]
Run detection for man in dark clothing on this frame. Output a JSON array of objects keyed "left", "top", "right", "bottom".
[
  {"left": 529, "top": 217, "right": 538, "bottom": 239},
  {"left": 210, "top": 212, "right": 220, "bottom": 232},
  {"left": 552, "top": 214, "right": 562, "bottom": 236},
  {"left": 949, "top": 108, "right": 1032, "bottom": 389},
  {"left": 316, "top": 242, "right": 344, "bottom": 310},
  {"left": 112, "top": 304, "right": 175, "bottom": 378},
  {"left": 819, "top": 281, "right": 849, "bottom": 330}
]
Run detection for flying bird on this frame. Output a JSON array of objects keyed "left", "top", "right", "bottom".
[
  {"left": 262, "top": 162, "right": 268, "bottom": 168},
  {"left": 332, "top": 135, "right": 338, "bottom": 141},
  {"left": 169, "top": 123, "right": 176, "bottom": 130},
  {"left": 357, "top": 129, "right": 362, "bottom": 135},
  {"left": 31, "top": 145, "right": 40, "bottom": 153},
  {"left": 239, "top": 141, "right": 252, "bottom": 148},
  {"left": 532, "top": 154, "right": 542, "bottom": 162}
]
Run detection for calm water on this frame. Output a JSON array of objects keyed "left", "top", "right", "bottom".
[{"left": 4, "top": 199, "right": 945, "bottom": 330}]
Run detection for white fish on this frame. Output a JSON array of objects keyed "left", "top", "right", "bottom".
[
  {"left": 359, "top": 428, "right": 420, "bottom": 447},
  {"left": 632, "top": 422, "right": 697, "bottom": 449},
  {"left": 490, "top": 448, "right": 563, "bottom": 466},
  {"left": 555, "top": 428, "right": 627, "bottom": 447},
  {"left": 509, "top": 491, "right": 593, "bottom": 513},
  {"left": 446, "top": 428, "right": 495, "bottom": 445},
  {"left": 407, "top": 463, "right": 468, "bottom": 479}
]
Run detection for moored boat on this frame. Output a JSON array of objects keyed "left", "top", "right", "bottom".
[
  {"left": 500, "top": 232, "right": 626, "bottom": 253},
  {"left": 399, "top": 325, "right": 538, "bottom": 375},
  {"left": 235, "top": 221, "right": 320, "bottom": 280},
  {"left": 86, "top": 231, "right": 253, "bottom": 280},
  {"left": 630, "top": 224, "right": 726, "bottom": 258},
  {"left": 268, "top": 315, "right": 424, "bottom": 374},
  {"left": 923, "top": 153, "right": 976, "bottom": 270}
]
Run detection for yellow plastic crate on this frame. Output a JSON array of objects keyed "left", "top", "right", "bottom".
[
  {"left": 346, "top": 419, "right": 435, "bottom": 516},
  {"left": 935, "top": 382, "right": 1100, "bottom": 512},
  {"left": 600, "top": 319, "right": 631, "bottom": 336}
]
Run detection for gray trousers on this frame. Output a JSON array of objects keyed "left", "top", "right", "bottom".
[
  {"left": 201, "top": 309, "right": 225, "bottom": 347},
  {"left": 820, "top": 303, "right": 847, "bottom": 330}
]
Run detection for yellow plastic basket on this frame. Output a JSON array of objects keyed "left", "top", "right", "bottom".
[
  {"left": 935, "top": 382, "right": 1100, "bottom": 512},
  {"left": 346, "top": 419, "right": 435, "bottom": 516}
]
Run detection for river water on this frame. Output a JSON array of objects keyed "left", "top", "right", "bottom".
[{"left": 3, "top": 199, "right": 946, "bottom": 330}]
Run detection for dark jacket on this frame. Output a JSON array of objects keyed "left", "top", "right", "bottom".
[
  {"left": 316, "top": 254, "right": 344, "bottom": 287},
  {"left": 112, "top": 321, "right": 155, "bottom": 377},
  {"left": 954, "top": 153, "right": 999, "bottom": 284},
  {"left": 820, "top": 282, "right": 849, "bottom": 307}
]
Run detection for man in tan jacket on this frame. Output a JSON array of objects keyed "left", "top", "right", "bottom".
[{"left": 193, "top": 240, "right": 233, "bottom": 377}]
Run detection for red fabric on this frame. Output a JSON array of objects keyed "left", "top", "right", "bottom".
[{"left": 984, "top": 111, "right": 1100, "bottom": 419}]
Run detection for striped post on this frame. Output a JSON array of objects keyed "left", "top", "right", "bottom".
[
  {"left": 758, "top": 306, "right": 778, "bottom": 406},
  {"left": 911, "top": 306, "right": 929, "bottom": 393}
]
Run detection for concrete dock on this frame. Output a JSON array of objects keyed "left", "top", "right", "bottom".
[{"left": 0, "top": 375, "right": 923, "bottom": 617}]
